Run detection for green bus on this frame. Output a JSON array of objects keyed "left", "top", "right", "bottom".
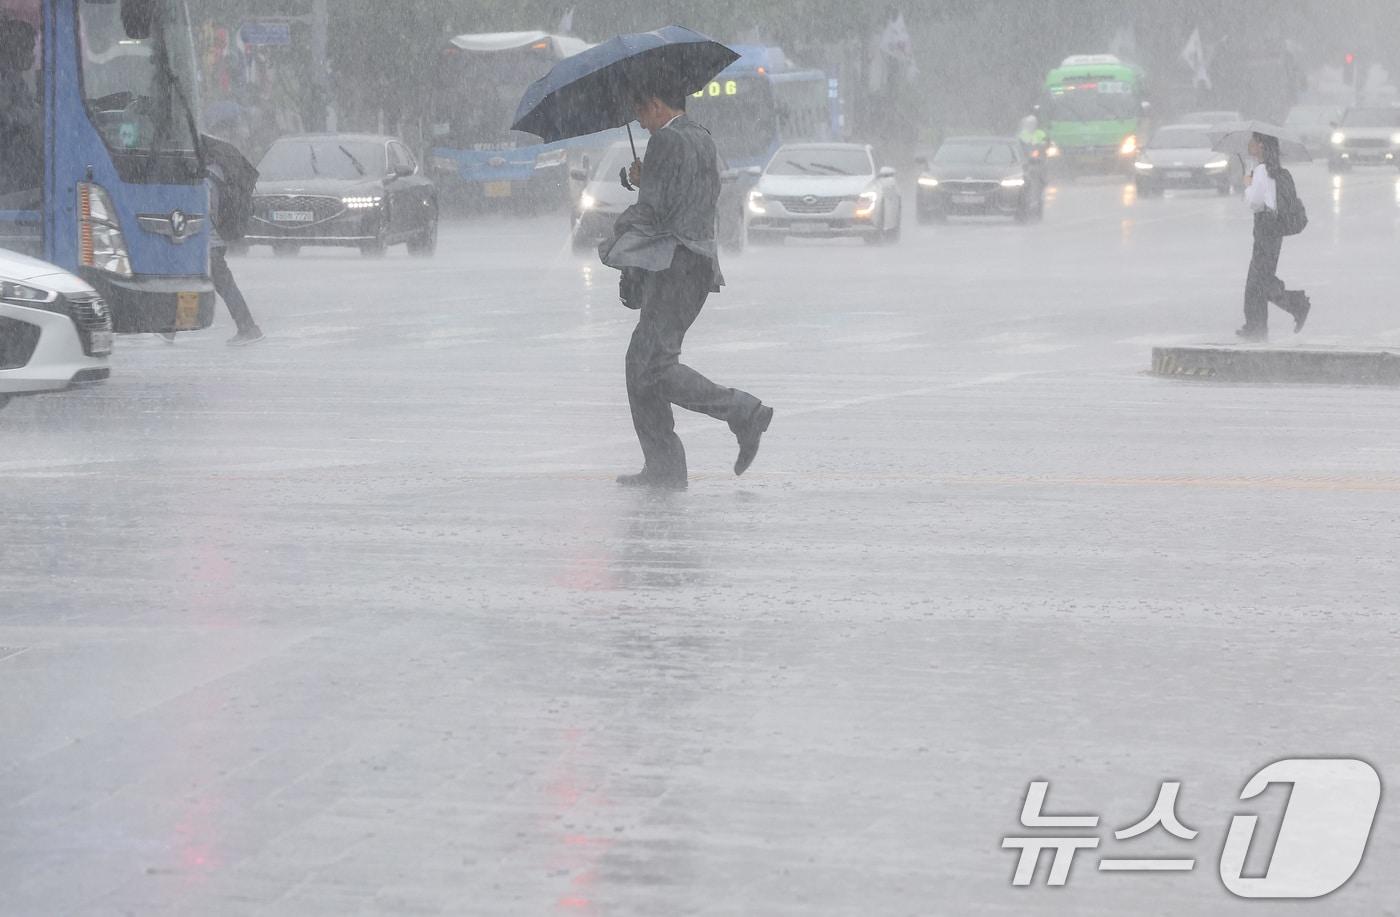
[{"left": 1040, "top": 54, "right": 1149, "bottom": 175}]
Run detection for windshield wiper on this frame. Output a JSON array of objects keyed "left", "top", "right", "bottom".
[
  {"left": 338, "top": 145, "right": 367, "bottom": 176},
  {"left": 808, "top": 162, "right": 854, "bottom": 175},
  {"left": 309, "top": 144, "right": 321, "bottom": 175}
]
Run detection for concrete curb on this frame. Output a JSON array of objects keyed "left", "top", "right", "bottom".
[{"left": 1152, "top": 345, "right": 1400, "bottom": 385}]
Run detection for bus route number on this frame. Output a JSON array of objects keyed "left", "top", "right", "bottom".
[{"left": 693, "top": 80, "right": 739, "bottom": 99}]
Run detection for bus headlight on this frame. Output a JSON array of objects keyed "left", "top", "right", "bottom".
[
  {"left": 78, "top": 182, "right": 132, "bottom": 278},
  {"left": 747, "top": 190, "right": 767, "bottom": 215},
  {"left": 1046, "top": 143, "right": 1061, "bottom": 158},
  {"left": 1119, "top": 135, "right": 1138, "bottom": 156},
  {"left": 1331, "top": 131, "right": 1346, "bottom": 146},
  {"left": 534, "top": 149, "right": 567, "bottom": 170},
  {"left": 854, "top": 190, "right": 879, "bottom": 217}
]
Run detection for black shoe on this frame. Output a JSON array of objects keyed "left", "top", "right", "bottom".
[
  {"left": 616, "top": 470, "right": 687, "bottom": 491},
  {"left": 1291, "top": 292, "right": 1312, "bottom": 333},
  {"left": 1235, "top": 326, "right": 1268, "bottom": 343},
  {"left": 734, "top": 405, "right": 774, "bottom": 476}
]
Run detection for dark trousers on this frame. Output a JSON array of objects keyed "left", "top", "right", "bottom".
[
  {"left": 625, "top": 247, "right": 761, "bottom": 479},
  {"left": 211, "top": 246, "right": 257, "bottom": 333},
  {"left": 1243, "top": 213, "right": 1299, "bottom": 331}
]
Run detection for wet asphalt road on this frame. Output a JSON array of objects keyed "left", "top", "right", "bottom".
[{"left": 3, "top": 166, "right": 1400, "bottom": 915}]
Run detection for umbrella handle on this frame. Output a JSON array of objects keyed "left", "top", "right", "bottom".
[{"left": 627, "top": 122, "right": 638, "bottom": 160}]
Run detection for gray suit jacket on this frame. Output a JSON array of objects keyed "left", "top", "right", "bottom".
[{"left": 600, "top": 115, "right": 724, "bottom": 290}]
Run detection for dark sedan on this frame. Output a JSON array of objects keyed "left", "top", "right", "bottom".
[
  {"left": 916, "top": 137, "right": 1045, "bottom": 224},
  {"left": 246, "top": 134, "right": 439, "bottom": 258}
]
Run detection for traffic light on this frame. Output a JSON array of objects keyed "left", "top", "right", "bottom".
[{"left": 1343, "top": 53, "right": 1356, "bottom": 86}]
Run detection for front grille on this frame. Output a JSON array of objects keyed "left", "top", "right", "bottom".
[
  {"left": 66, "top": 292, "right": 113, "bottom": 357},
  {"left": 941, "top": 181, "right": 1001, "bottom": 194},
  {"left": 775, "top": 195, "right": 843, "bottom": 215},
  {"left": 252, "top": 194, "right": 346, "bottom": 226},
  {"left": 1344, "top": 138, "right": 1389, "bottom": 149}
]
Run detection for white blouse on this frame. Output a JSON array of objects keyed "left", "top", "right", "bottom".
[{"left": 1245, "top": 163, "right": 1277, "bottom": 212}]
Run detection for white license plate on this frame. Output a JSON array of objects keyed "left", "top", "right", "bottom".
[
  {"left": 89, "top": 330, "right": 113, "bottom": 355},
  {"left": 272, "top": 210, "right": 315, "bottom": 222},
  {"left": 790, "top": 222, "right": 825, "bottom": 233},
  {"left": 954, "top": 193, "right": 986, "bottom": 204},
  {"left": 484, "top": 182, "right": 512, "bottom": 198},
  {"left": 1167, "top": 170, "right": 1193, "bottom": 180}
]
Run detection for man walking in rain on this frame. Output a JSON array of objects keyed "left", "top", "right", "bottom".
[{"left": 600, "top": 84, "right": 773, "bottom": 491}]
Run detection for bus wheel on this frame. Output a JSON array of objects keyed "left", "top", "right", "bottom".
[{"left": 272, "top": 243, "right": 300, "bottom": 258}]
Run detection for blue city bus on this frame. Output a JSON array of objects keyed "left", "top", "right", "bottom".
[
  {"left": 687, "top": 45, "right": 838, "bottom": 173},
  {"left": 1, "top": 0, "right": 214, "bottom": 333},
  {"left": 427, "top": 31, "right": 622, "bottom": 212}
]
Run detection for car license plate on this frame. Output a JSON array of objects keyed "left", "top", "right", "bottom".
[
  {"left": 175, "top": 291, "right": 201, "bottom": 331},
  {"left": 272, "top": 210, "right": 314, "bottom": 222},
  {"left": 89, "top": 330, "right": 113, "bottom": 355},
  {"left": 954, "top": 193, "right": 985, "bottom": 204},
  {"left": 1167, "top": 170, "right": 1192, "bottom": 180},
  {"left": 484, "top": 181, "right": 512, "bottom": 198},
  {"left": 790, "top": 222, "right": 824, "bottom": 233}
]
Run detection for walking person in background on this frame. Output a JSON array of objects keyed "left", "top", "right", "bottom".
[
  {"left": 162, "top": 138, "right": 264, "bottom": 345},
  {"left": 1237, "top": 132, "right": 1310, "bottom": 342},
  {"left": 600, "top": 84, "right": 773, "bottom": 491},
  {"left": 207, "top": 158, "right": 264, "bottom": 346}
]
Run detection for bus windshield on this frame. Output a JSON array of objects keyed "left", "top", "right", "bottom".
[
  {"left": 78, "top": 0, "right": 202, "bottom": 180},
  {"left": 1049, "top": 85, "right": 1140, "bottom": 122},
  {"left": 0, "top": 1, "right": 42, "bottom": 209},
  {"left": 688, "top": 75, "right": 777, "bottom": 162},
  {"left": 431, "top": 45, "right": 555, "bottom": 149}
]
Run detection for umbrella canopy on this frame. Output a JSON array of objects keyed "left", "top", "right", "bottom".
[
  {"left": 1211, "top": 121, "right": 1312, "bottom": 162},
  {"left": 512, "top": 26, "right": 739, "bottom": 144}
]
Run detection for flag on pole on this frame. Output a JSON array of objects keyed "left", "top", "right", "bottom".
[{"left": 1180, "top": 27, "right": 1212, "bottom": 90}]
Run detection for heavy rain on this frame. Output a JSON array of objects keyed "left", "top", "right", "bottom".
[{"left": 2, "top": 0, "right": 1400, "bottom": 913}]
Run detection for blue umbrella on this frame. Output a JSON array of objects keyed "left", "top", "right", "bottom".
[{"left": 512, "top": 25, "right": 738, "bottom": 159}]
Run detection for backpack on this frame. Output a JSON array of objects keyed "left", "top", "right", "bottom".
[
  {"left": 201, "top": 134, "right": 258, "bottom": 242},
  {"left": 1275, "top": 168, "right": 1308, "bottom": 236}
]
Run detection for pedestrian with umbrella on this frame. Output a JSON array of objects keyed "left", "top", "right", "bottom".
[
  {"left": 1213, "top": 122, "right": 1312, "bottom": 342},
  {"left": 513, "top": 27, "right": 774, "bottom": 491}
]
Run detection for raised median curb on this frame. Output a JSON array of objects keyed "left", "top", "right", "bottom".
[{"left": 1152, "top": 345, "right": 1400, "bottom": 385}]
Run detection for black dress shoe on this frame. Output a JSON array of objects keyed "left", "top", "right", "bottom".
[
  {"left": 616, "top": 470, "right": 687, "bottom": 491},
  {"left": 1235, "top": 326, "right": 1268, "bottom": 343},
  {"left": 1291, "top": 292, "right": 1312, "bottom": 333},
  {"left": 734, "top": 405, "right": 774, "bottom": 476}
]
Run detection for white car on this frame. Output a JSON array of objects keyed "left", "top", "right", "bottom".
[
  {"left": 745, "top": 143, "right": 902, "bottom": 245},
  {"left": 0, "top": 248, "right": 112, "bottom": 411}
]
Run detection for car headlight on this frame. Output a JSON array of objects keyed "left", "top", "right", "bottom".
[
  {"left": 1045, "top": 143, "right": 1060, "bottom": 158},
  {"left": 1000, "top": 176, "right": 1026, "bottom": 188},
  {"left": 1119, "top": 135, "right": 1138, "bottom": 156},
  {"left": 1390, "top": 132, "right": 1400, "bottom": 146},
  {"left": 579, "top": 191, "right": 596, "bottom": 211},
  {"left": 1204, "top": 159, "right": 1230, "bottom": 170},
  {"left": 343, "top": 195, "right": 384, "bottom": 210},
  {"left": 1134, "top": 160, "right": 1155, "bottom": 171},
  {"left": 917, "top": 176, "right": 940, "bottom": 188},
  {"left": 0, "top": 279, "right": 59, "bottom": 305},
  {"left": 747, "top": 189, "right": 766, "bottom": 215},
  {"left": 854, "top": 190, "right": 879, "bottom": 217},
  {"left": 1331, "top": 131, "right": 1346, "bottom": 146},
  {"left": 78, "top": 182, "right": 132, "bottom": 278}
]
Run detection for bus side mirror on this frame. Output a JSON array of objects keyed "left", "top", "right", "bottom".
[
  {"left": 120, "top": 0, "right": 155, "bottom": 40},
  {"left": 392, "top": 163, "right": 414, "bottom": 178}
]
